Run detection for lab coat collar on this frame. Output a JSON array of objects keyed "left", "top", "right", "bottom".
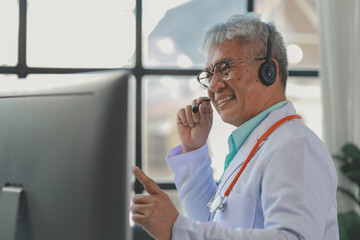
[{"left": 220, "top": 101, "right": 297, "bottom": 185}]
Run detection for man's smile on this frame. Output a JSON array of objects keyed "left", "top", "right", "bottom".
[{"left": 216, "top": 95, "right": 235, "bottom": 107}]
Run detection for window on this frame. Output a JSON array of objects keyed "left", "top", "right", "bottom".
[
  {"left": 143, "top": 0, "right": 246, "bottom": 69},
  {"left": 27, "top": 0, "right": 135, "bottom": 68},
  {"left": 0, "top": 0, "right": 18, "bottom": 66},
  {"left": 255, "top": 0, "right": 319, "bottom": 69},
  {"left": 0, "top": 74, "right": 18, "bottom": 81},
  {"left": 0, "top": 0, "right": 321, "bottom": 212}
]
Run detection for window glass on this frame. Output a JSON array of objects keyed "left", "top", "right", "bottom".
[
  {"left": 144, "top": 75, "right": 323, "bottom": 182},
  {"left": 143, "top": 75, "right": 211, "bottom": 181},
  {"left": 254, "top": 0, "right": 319, "bottom": 69},
  {"left": 143, "top": 75, "right": 240, "bottom": 182},
  {"left": 286, "top": 76, "right": 323, "bottom": 139},
  {"left": 27, "top": 0, "right": 135, "bottom": 68},
  {"left": 143, "top": 0, "right": 247, "bottom": 69},
  {"left": 26, "top": 73, "right": 109, "bottom": 81},
  {"left": 0, "top": 74, "right": 19, "bottom": 81},
  {"left": 0, "top": 0, "right": 18, "bottom": 66}
]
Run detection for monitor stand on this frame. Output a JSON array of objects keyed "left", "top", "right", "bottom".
[{"left": 0, "top": 186, "right": 24, "bottom": 240}]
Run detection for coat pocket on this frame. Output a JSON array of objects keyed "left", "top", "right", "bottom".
[{"left": 214, "top": 192, "right": 257, "bottom": 229}]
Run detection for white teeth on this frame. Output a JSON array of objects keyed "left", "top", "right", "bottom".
[{"left": 217, "top": 96, "right": 234, "bottom": 105}]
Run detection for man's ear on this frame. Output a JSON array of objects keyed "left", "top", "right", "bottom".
[{"left": 271, "top": 58, "right": 281, "bottom": 84}]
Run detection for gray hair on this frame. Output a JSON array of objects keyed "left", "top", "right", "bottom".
[{"left": 200, "top": 13, "right": 288, "bottom": 88}]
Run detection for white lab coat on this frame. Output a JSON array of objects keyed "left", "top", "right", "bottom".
[{"left": 166, "top": 102, "right": 339, "bottom": 240}]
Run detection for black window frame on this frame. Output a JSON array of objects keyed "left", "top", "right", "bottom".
[{"left": 0, "top": 0, "right": 318, "bottom": 194}]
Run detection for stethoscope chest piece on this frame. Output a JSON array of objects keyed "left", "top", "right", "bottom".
[{"left": 209, "top": 195, "right": 227, "bottom": 213}]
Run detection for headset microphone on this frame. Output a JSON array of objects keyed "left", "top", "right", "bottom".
[{"left": 192, "top": 98, "right": 210, "bottom": 113}]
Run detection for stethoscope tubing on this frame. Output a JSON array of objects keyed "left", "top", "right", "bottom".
[{"left": 208, "top": 114, "right": 302, "bottom": 213}]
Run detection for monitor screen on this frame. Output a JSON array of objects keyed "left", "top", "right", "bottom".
[{"left": 0, "top": 71, "right": 135, "bottom": 240}]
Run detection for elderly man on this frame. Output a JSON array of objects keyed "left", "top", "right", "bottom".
[{"left": 131, "top": 13, "right": 339, "bottom": 240}]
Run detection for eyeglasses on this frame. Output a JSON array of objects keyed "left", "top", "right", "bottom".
[{"left": 197, "top": 57, "right": 266, "bottom": 89}]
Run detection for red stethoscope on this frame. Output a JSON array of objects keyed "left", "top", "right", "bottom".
[{"left": 208, "top": 114, "right": 302, "bottom": 213}]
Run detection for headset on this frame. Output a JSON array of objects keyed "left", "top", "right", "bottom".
[{"left": 258, "top": 24, "right": 277, "bottom": 86}]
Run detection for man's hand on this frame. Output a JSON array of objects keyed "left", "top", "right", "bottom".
[
  {"left": 177, "top": 97, "right": 213, "bottom": 153},
  {"left": 131, "top": 166, "right": 179, "bottom": 240}
]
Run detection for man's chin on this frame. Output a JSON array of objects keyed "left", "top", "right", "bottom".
[{"left": 219, "top": 113, "right": 240, "bottom": 127}]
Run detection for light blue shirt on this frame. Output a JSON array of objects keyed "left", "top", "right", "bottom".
[{"left": 223, "top": 100, "right": 289, "bottom": 173}]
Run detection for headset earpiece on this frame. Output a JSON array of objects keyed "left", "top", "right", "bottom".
[
  {"left": 258, "top": 25, "right": 277, "bottom": 86},
  {"left": 259, "top": 60, "right": 276, "bottom": 86}
]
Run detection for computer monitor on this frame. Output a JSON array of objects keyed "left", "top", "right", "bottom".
[{"left": 0, "top": 71, "right": 135, "bottom": 240}]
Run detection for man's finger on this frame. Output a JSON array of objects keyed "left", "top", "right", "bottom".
[
  {"left": 133, "top": 166, "right": 161, "bottom": 195},
  {"left": 131, "top": 203, "right": 150, "bottom": 215},
  {"left": 132, "top": 194, "right": 152, "bottom": 204}
]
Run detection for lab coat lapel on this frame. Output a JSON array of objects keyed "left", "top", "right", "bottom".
[
  {"left": 219, "top": 102, "right": 298, "bottom": 190},
  {"left": 255, "top": 101, "right": 298, "bottom": 140}
]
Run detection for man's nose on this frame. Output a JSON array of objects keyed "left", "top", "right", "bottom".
[{"left": 208, "top": 74, "right": 226, "bottom": 92}]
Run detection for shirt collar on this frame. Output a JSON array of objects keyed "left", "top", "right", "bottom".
[{"left": 230, "top": 100, "right": 289, "bottom": 151}]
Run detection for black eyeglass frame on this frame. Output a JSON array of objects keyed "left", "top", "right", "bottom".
[{"left": 196, "top": 57, "right": 266, "bottom": 89}]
